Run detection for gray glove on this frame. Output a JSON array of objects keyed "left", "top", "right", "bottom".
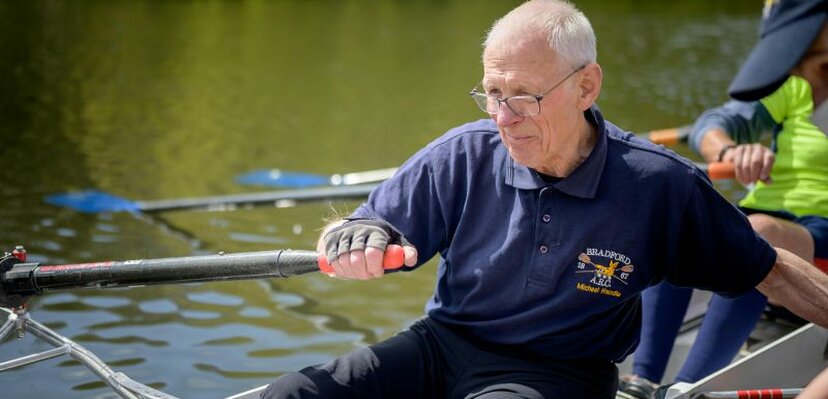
[{"left": 324, "top": 218, "right": 411, "bottom": 264}]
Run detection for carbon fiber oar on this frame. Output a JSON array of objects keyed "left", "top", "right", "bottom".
[{"left": 0, "top": 245, "right": 405, "bottom": 308}]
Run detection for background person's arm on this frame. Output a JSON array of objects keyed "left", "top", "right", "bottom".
[{"left": 691, "top": 100, "right": 779, "bottom": 184}]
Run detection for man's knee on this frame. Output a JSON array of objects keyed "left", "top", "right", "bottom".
[
  {"left": 258, "top": 347, "right": 382, "bottom": 399},
  {"left": 747, "top": 213, "right": 815, "bottom": 260},
  {"left": 259, "top": 372, "right": 318, "bottom": 399},
  {"left": 748, "top": 213, "right": 785, "bottom": 242}
]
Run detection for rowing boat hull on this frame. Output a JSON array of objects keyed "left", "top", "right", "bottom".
[{"left": 664, "top": 323, "right": 828, "bottom": 399}]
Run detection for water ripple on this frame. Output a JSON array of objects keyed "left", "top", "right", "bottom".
[
  {"left": 138, "top": 299, "right": 179, "bottom": 314},
  {"left": 186, "top": 291, "right": 245, "bottom": 307}
]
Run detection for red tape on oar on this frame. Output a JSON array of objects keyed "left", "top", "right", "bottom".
[
  {"left": 317, "top": 244, "right": 406, "bottom": 274},
  {"left": 707, "top": 162, "right": 736, "bottom": 180},
  {"left": 738, "top": 389, "right": 783, "bottom": 399},
  {"left": 702, "top": 388, "right": 801, "bottom": 399}
]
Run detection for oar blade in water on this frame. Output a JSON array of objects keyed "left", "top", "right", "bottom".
[
  {"left": 45, "top": 190, "right": 140, "bottom": 213},
  {"left": 235, "top": 169, "right": 330, "bottom": 188}
]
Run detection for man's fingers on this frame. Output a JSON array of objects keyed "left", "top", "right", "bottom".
[
  {"left": 403, "top": 246, "right": 418, "bottom": 267},
  {"left": 338, "top": 235, "right": 352, "bottom": 255},
  {"left": 320, "top": 218, "right": 417, "bottom": 279},
  {"left": 732, "top": 144, "right": 774, "bottom": 185},
  {"left": 760, "top": 150, "right": 775, "bottom": 183},
  {"left": 732, "top": 146, "right": 751, "bottom": 185},
  {"left": 364, "top": 247, "right": 385, "bottom": 278},
  {"left": 349, "top": 250, "right": 373, "bottom": 280},
  {"left": 747, "top": 144, "right": 765, "bottom": 183},
  {"left": 336, "top": 252, "right": 356, "bottom": 279},
  {"left": 365, "top": 231, "right": 390, "bottom": 251}
]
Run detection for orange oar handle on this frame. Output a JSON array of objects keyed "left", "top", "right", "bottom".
[
  {"left": 647, "top": 125, "right": 691, "bottom": 146},
  {"left": 707, "top": 162, "right": 735, "bottom": 180},
  {"left": 317, "top": 244, "right": 406, "bottom": 274}
]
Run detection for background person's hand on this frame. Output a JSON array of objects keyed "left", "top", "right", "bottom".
[
  {"left": 721, "top": 143, "right": 774, "bottom": 185},
  {"left": 318, "top": 219, "right": 417, "bottom": 280}
]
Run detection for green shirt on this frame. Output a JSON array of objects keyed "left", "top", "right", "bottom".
[{"left": 740, "top": 76, "right": 828, "bottom": 217}]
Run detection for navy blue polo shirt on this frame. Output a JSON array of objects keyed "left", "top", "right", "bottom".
[{"left": 351, "top": 106, "right": 776, "bottom": 362}]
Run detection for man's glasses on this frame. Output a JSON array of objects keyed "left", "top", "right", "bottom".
[{"left": 470, "top": 65, "right": 585, "bottom": 117}]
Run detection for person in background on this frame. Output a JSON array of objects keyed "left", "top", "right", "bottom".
[
  {"left": 622, "top": 1, "right": 828, "bottom": 398},
  {"left": 260, "top": 1, "right": 828, "bottom": 398}
]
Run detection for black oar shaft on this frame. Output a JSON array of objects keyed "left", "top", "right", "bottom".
[
  {"left": 3, "top": 250, "right": 320, "bottom": 295},
  {"left": 136, "top": 183, "right": 379, "bottom": 213}
]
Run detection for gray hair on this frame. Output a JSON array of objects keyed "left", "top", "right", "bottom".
[{"left": 484, "top": 0, "right": 596, "bottom": 68}]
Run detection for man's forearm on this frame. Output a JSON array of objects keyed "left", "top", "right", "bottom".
[
  {"left": 757, "top": 248, "right": 828, "bottom": 328},
  {"left": 698, "top": 128, "right": 736, "bottom": 163},
  {"left": 798, "top": 367, "right": 828, "bottom": 399}
]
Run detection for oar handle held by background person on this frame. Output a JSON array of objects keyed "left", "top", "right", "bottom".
[
  {"left": 0, "top": 245, "right": 405, "bottom": 306},
  {"left": 701, "top": 162, "right": 736, "bottom": 180},
  {"left": 643, "top": 125, "right": 692, "bottom": 146}
]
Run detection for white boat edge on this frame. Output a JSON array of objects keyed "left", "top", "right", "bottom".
[
  {"left": 664, "top": 323, "right": 828, "bottom": 399},
  {"left": 226, "top": 385, "right": 267, "bottom": 399}
]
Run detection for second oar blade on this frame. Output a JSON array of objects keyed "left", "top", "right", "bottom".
[
  {"left": 236, "top": 167, "right": 397, "bottom": 188},
  {"left": 45, "top": 183, "right": 379, "bottom": 214},
  {"left": 235, "top": 169, "right": 332, "bottom": 188},
  {"left": 45, "top": 190, "right": 141, "bottom": 213}
]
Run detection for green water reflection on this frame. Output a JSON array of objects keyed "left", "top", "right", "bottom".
[{"left": 0, "top": 1, "right": 755, "bottom": 397}]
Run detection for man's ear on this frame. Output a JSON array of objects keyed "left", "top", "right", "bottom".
[{"left": 576, "top": 63, "right": 602, "bottom": 111}]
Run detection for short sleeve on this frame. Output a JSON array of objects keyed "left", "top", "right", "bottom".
[
  {"left": 665, "top": 175, "right": 777, "bottom": 297},
  {"left": 350, "top": 148, "right": 449, "bottom": 269},
  {"left": 759, "top": 76, "right": 806, "bottom": 124},
  {"left": 759, "top": 80, "right": 793, "bottom": 123}
]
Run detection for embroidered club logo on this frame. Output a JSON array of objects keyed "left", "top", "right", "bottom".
[{"left": 575, "top": 248, "right": 634, "bottom": 298}]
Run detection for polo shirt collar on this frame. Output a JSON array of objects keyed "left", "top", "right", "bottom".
[{"left": 505, "top": 105, "right": 608, "bottom": 199}]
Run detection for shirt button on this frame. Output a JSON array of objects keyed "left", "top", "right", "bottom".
[
  {"left": 542, "top": 214, "right": 551, "bottom": 223},
  {"left": 539, "top": 245, "right": 548, "bottom": 254}
]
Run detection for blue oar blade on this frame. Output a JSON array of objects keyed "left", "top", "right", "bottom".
[
  {"left": 45, "top": 190, "right": 140, "bottom": 213},
  {"left": 235, "top": 169, "right": 330, "bottom": 188}
]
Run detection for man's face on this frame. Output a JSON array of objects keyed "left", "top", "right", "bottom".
[
  {"left": 796, "top": 23, "right": 828, "bottom": 106},
  {"left": 481, "top": 35, "right": 584, "bottom": 173}
]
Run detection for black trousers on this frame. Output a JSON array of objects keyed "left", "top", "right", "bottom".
[{"left": 260, "top": 317, "right": 618, "bottom": 399}]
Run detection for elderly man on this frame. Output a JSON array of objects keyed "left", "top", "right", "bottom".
[{"left": 261, "top": 1, "right": 828, "bottom": 398}]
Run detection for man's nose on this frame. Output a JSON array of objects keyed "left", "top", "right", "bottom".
[{"left": 494, "top": 103, "right": 523, "bottom": 126}]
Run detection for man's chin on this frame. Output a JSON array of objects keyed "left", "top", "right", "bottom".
[{"left": 506, "top": 149, "right": 536, "bottom": 169}]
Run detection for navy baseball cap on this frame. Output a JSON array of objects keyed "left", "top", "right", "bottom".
[{"left": 728, "top": 0, "right": 828, "bottom": 101}]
